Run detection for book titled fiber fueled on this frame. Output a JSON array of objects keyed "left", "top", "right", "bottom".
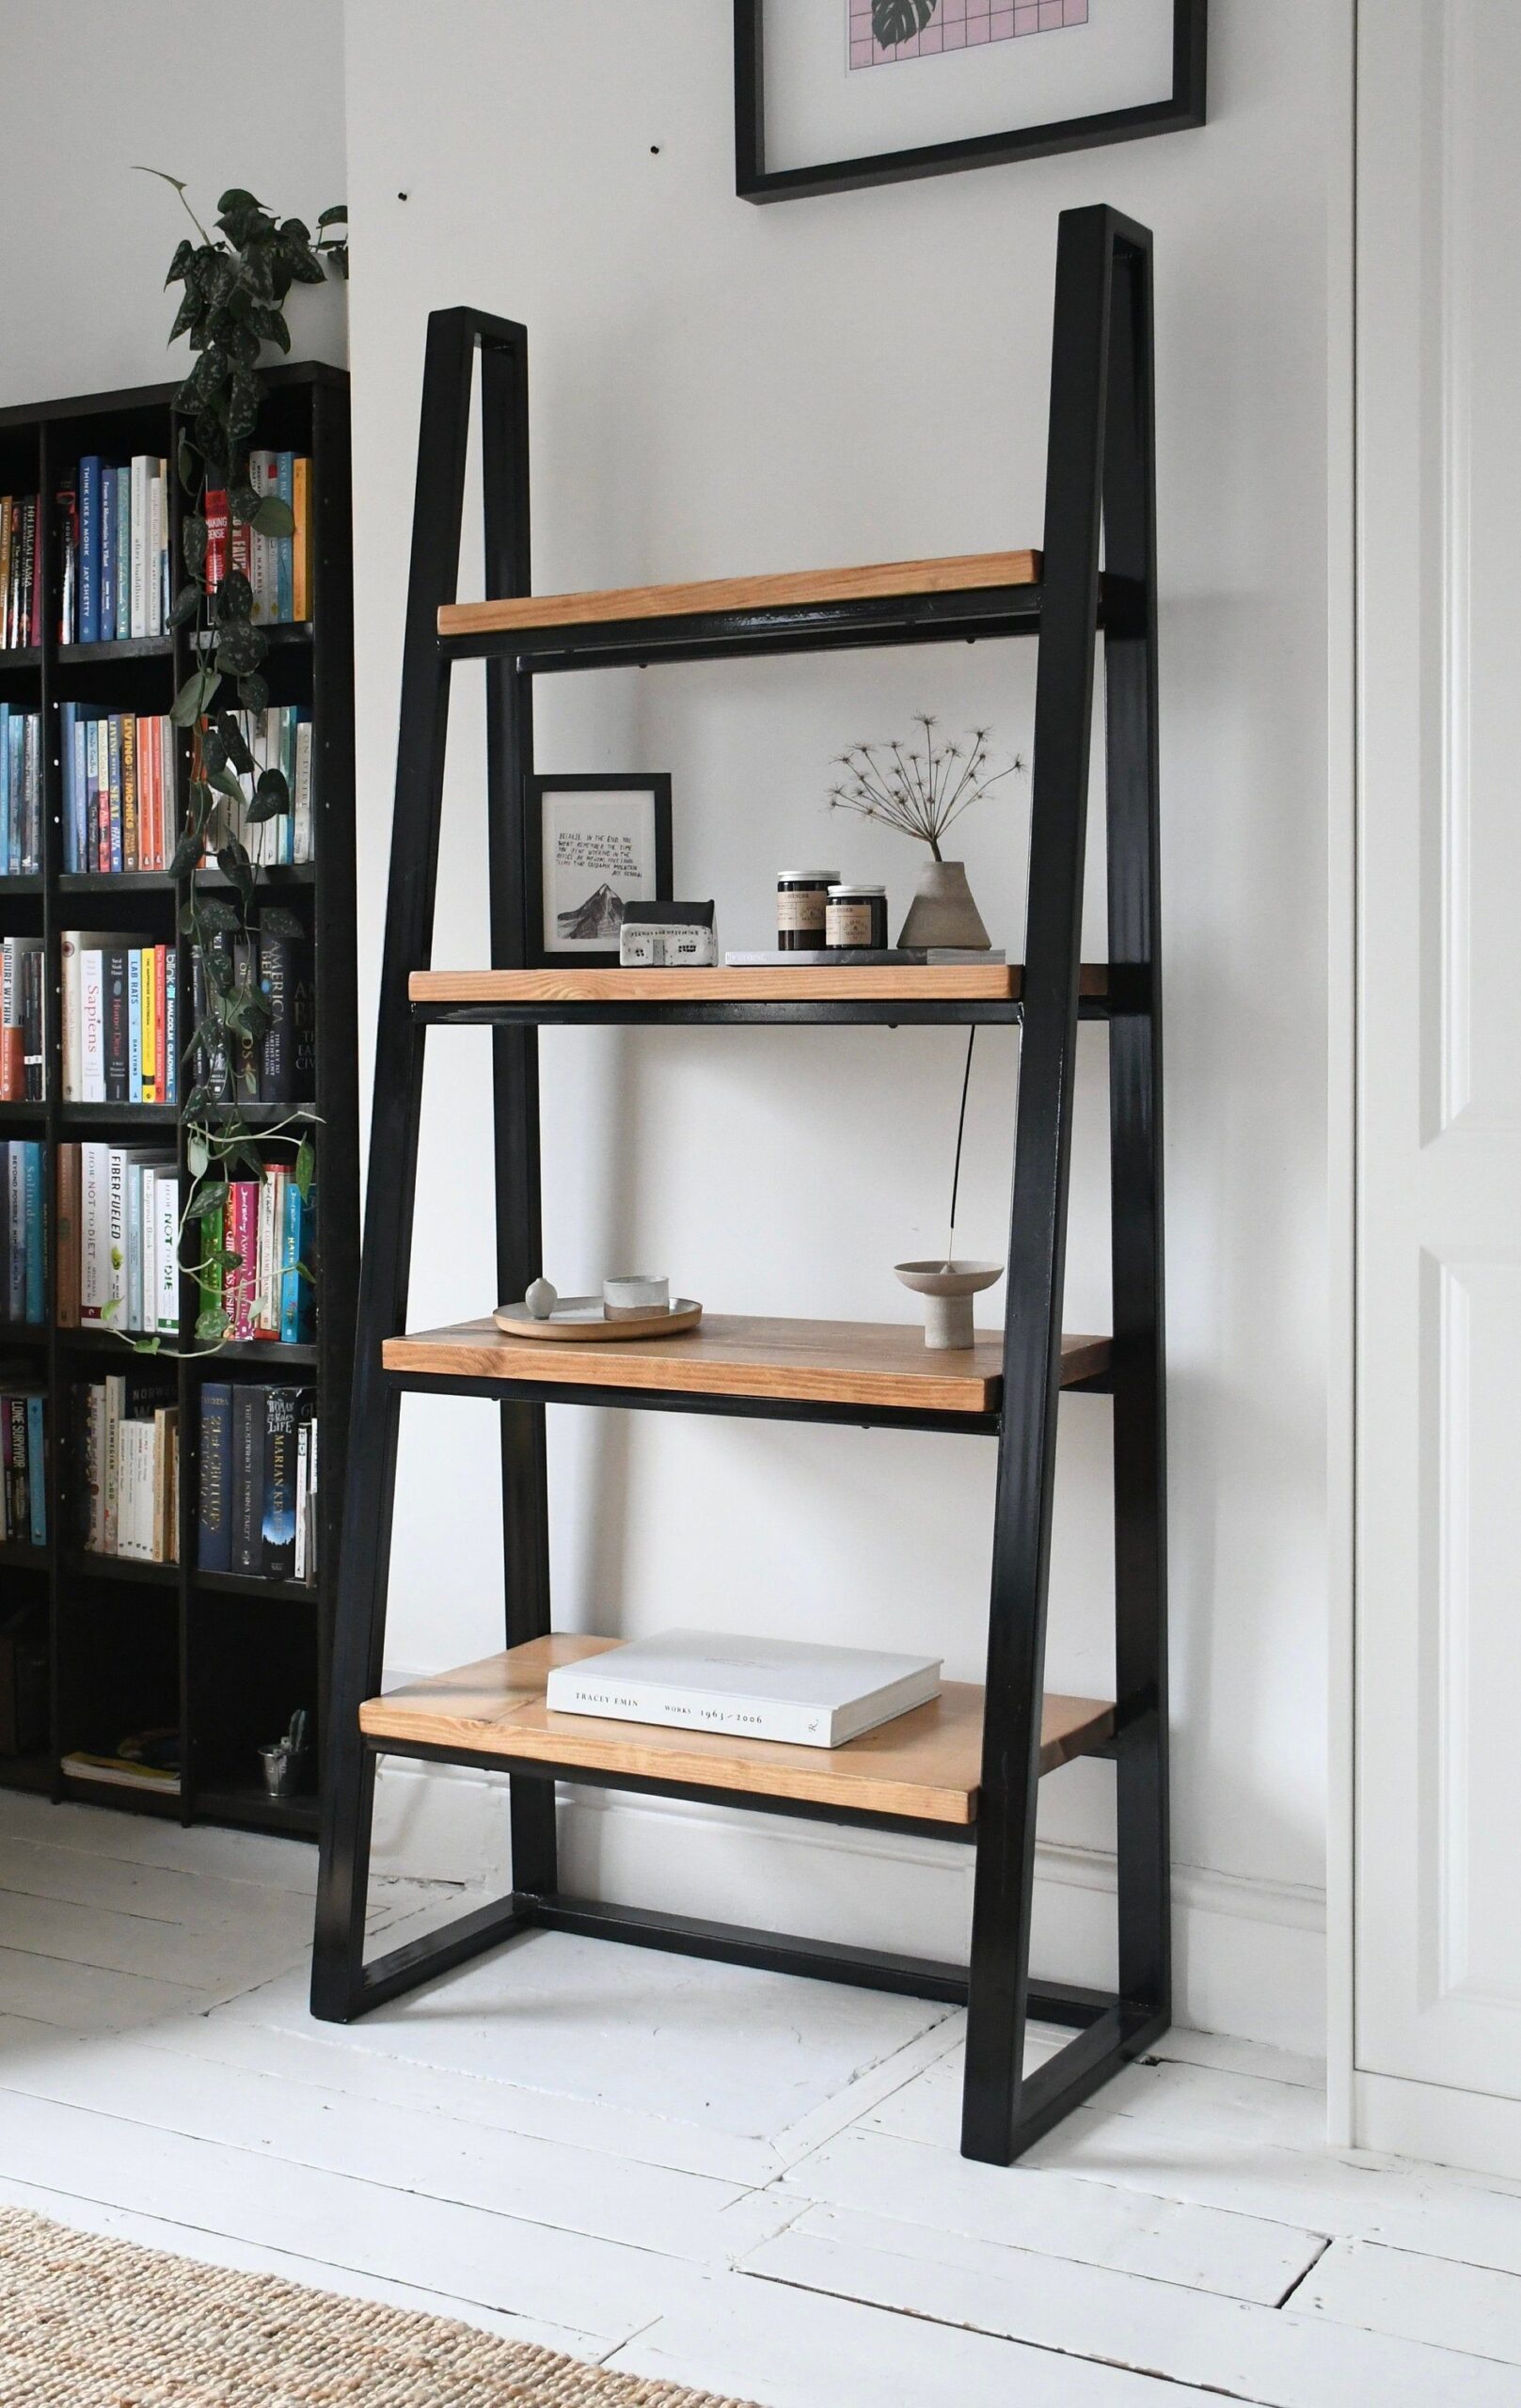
[{"left": 545, "top": 1630, "right": 942, "bottom": 1750}]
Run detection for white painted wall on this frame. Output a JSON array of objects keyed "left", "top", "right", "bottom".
[
  {"left": 0, "top": 0, "right": 347, "bottom": 411},
  {"left": 337, "top": 0, "right": 1339, "bottom": 2052}
]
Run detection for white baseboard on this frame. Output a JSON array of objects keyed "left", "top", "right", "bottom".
[
  {"left": 371, "top": 1757, "right": 1326, "bottom": 2058},
  {"left": 1354, "top": 2070, "right": 1521, "bottom": 2183}
]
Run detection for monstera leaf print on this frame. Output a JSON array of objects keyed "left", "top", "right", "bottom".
[{"left": 873, "top": 0, "right": 939, "bottom": 47}]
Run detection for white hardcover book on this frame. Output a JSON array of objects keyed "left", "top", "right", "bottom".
[
  {"left": 80, "top": 949, "right": 106, "bottom": 1103},
  {"left": 105, "top": 1149, "right": 127, "bottom": 1329},
  {"left": 148, "top": 474, "right": 165, "bottom": 638},
  {"left": 80, "top": 1146, "right": 106, "bottom": 1323},
  {"left": 157, "top": 1174, "right": 179, "bottom": 1334},
  {"left": 545, "top": 1630, "right": 943, "bottom": 1751},
  {"left": 248, "top": 452, "right": 277, "bottom": 622},
  {"left": 130, "top": 455, "right": 150, "bottom": 639},
  {"left": 293, "top": 720, "right": 313, "bottom": 862},
  {"left": 293, "top": 1421, "right": 309, "bottom": 1584},
  {"left": 125, "top": 1159, "right": 143, "bottom": 1335}
]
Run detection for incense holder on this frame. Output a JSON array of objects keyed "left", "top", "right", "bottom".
[{"left": 893, "top": 1259, "right": 1003, "bottom": 1350}]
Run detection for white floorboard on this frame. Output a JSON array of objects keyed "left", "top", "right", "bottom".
[{"left": 2, "top": 1791, "right": 1521, "bottom": 2406}]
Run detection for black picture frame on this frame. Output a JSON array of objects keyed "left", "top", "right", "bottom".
[
  {"left": 735, "top": 0, "right": 1207, "bottom": 203},
  {"left": 526, "top": 773, "right": 674, "bottom": 967}
]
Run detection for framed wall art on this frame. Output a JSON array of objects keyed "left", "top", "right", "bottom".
[
  {"left": 527, "top": 774, "right": 673, "bottom": 967},
  {"left": 735, "top": 0, "right": 1207, "bottom": 202}
]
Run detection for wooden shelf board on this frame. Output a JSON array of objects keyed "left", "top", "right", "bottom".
[
  {"left": 439, "top": 548, "right": 1041, "bottom": 640},
  {"left": 413, "top": 964, "right": 1106, "bottom": 1008},
  {"left": 361, "top": 1635, "right": 1112, "bottom": 1828},
  {"left": 383, "top": 1312, "right": 1110, "bottom": 1415}
]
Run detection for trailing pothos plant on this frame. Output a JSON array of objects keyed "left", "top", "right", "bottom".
[{"left": 120, "top": 172, "right": 348, "bottom": 1354}]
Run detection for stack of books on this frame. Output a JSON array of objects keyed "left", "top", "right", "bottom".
[
  {"left": 0, "top": 1377, "right": 46, "bottom": 1547},
  {"left": 60, "top": 1735, "right": 180, "bottom": 1797},
  {"left": 214, "top": 705, "right": 315, "bottom": 866},
  {"left": 56, "top": 1144, "right": 179, "bottom": 1338},
  {"left": 206, "top": 454, "right": 313, "bottom": 625},
  {"left": 1, "top": 496, "right": 41, "bottom": 649},
  {"left": 0, "top": 936, "right": 43, "bottom": 1101},
  {"left": 191, "top": 917, "right": 313, "bottom": 1103},
  {"left": 2, "top": 1141, "right": 45, "bottom": 1325},
  {"left": 60, "top": 931, "right": 179, "bottom": 1106},
  {"left": 61, "top": 455, "right": 171, "bottom": 644},
  {"left": 59, "top": 707, "right": 175, "bottom": 875},
  {"left": 73, "top": 1370, "right": 178, "bottom": 1563},
  {"left": 201, "top": 1164, "right": 312, "bottom": 1345},
  {"left": 198, "top": 1382, "right": 318, "bottom": 1582},
  {"left": 0, "top": 705, "right": 41, "bottom": 872}
]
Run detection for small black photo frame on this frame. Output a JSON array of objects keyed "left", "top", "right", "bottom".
[
  {"left": 735, "top": 0, "right": 1207, "bottom": 204},
  {"left": 527, "top": 774, "right": 673, "bottom": 968}
]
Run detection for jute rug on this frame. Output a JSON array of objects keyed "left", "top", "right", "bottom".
[{"left": 0, "top": 2208, "right": 758, "bottom": 2406}]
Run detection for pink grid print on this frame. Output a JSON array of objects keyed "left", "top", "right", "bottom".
[{"left": 850, "top": 0, "right": 1087, "bottom": 70}]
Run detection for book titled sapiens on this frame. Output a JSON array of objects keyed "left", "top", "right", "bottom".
[{"left": 545, "top": 1630, "right": 942, "bottom": 1750}]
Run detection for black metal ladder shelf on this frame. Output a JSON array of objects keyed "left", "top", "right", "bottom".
[{"left": 312, "top": 203, "right": 1168, "bottom": 2166}]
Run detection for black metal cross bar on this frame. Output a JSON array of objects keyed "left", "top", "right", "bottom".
[{"left": 312, "top": 207, "right": 1169, "bottom": 2169}]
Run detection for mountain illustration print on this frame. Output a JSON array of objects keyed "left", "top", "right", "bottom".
[{"left": 557, "top": 881, "right": 626, "bottom": 942}]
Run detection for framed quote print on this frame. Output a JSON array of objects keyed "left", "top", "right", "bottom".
[
  {"left": 527, "top": 774, "right": 674, "bottom": 968},
  {"left": 735, "top": 0, "right": 1207, "bottom": 202}
]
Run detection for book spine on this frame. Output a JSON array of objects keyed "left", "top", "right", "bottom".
[
  {"left": 131, "top": 455, "right": 149, "bottom": 638},
  {"left": 103, "top": 949, "right": 128, "bottom": 1104},
  {"left": 5, "top": 1144, "right": 21, "bottom": 1320},
  {"left": 114, "top": 466, "right": 132, "bottom": 643},
  {"left": 106, "top": 715, "right": 122, "bottom": 874},
  {"left": 261, "top": 1385, "right": 299, "bottom": 1577},
  {"left": 56, "top": 1143, "right": 80, "bottom": 1329},
  {"left": 141, "top": 945, "right": 157, "bottom": 1106},
  {"left": 257, "top": 926, "right": 297, "bottom": 1101},
  {"left": 198, "top": 1381, "right": 232, "bottom": 1571},
  {"left": 543, "top": 1679, "right": 840, "bottom": 1747},
  {"left": 80, "top": 949, "right": 105, "bottom": 1101},
  {"left": 120, "top": 713, "right": 138, "bottom": 871},
  {"left": 230, "top": 1182, "right": 257, "bottom": 1339},
  {"left": 78, "top": 459, "right": 101, "bottom": 643},
  {"left": 124, "top": 1162, "right": 142, "bottom": 1336},
  {"left": 151, "top": 467, "right": 166, "bottom": 638},
  {"left": 293, "top": 718, "right": 313, "bottom": 863},
  {"left": 230, "top": 1382, "right": 261, "bottom": 1574},
  {"left": 60, "top": 701, "right": 76, "bottom": 874},
  {"left": 105, "top": 1152, "right": 126, "bottom": 1332},
  {"left": 292, "top": 456, "right": 310, "bottom": 621},
  {"left": 276, "top": 452, "right": 294, "bottom": 622},
  {"left": 205, "top": 488, "right": 229, "bottom": 592},
  {"left": 22, "top": 1141, "right": 42, "bottom": 1325},
  {"left": 25, "top": 1393, "right": 45, "bottom": 1547},
  {"left": 99, "top": 465, "right": 116, "bottom": 644},
  {"left": 162, "top": 947, "right": 176, "bottom": 1104},
  {"left": 157, "top": 1173, "right": 178, "bottom": 1334},
  {"left": 279, "top": 1182, "right": 304, "bottom": 1343},
  {"left": 127, "top": 950, "right": 142, "bottom": 1103},
  {"left": 248, "top": 452, "right": 275, "bottom": 622}
]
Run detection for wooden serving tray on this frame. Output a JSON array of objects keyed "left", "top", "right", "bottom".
[{"left": 492, "top": 1298, "right": 704, "bottom": 1342}]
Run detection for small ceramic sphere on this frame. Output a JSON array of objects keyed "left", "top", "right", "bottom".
[{"left": 524, "top": 1277, "right": 558, "bottom": 1320}]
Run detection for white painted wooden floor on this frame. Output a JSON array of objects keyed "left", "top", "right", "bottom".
[{"left": 4, "top": 1793, "right": 1521, "bottom": 2406}]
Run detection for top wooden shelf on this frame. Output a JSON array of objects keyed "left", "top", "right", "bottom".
[
  {"left": 436, "top": 550, "right": 1049, "bottom": 668},
  {"left": 410, "top": 964, "right": 1112, "bottom": 1028},
  {"left": 440, "top": 548, "right": 1040, "bottom": 637},
  {"left": 383, "top": 1313, "right": 1111, "bottom": 1421}
]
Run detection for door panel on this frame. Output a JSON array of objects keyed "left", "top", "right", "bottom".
[{"left": 1356, "top": 0, "right": 1521, "bottom": 2099}]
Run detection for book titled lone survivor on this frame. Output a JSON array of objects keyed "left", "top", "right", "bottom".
[{"left": 544, "top": 1630, "right": 942, "bottom": 1750}]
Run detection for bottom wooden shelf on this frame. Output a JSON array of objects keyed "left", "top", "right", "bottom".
[{"left": 360, "top": 1635, "right": 1114, "bottom": 1829}]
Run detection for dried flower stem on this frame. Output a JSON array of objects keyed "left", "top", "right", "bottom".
[{"left": 826, "top": 714, "right": 1022, "bottom": 859}]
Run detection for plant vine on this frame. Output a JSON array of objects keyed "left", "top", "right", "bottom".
[{"left": 120, "top": 172, "right": 347, "bottom": 1354}]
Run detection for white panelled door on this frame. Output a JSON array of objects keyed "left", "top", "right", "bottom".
[{"left": 1355, "top": 0, "right": 1521, "bottom": 2171}]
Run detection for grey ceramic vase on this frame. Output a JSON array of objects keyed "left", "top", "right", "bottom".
[{"left": 896, "top": 858, "right": 991, "bottom": 951}]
